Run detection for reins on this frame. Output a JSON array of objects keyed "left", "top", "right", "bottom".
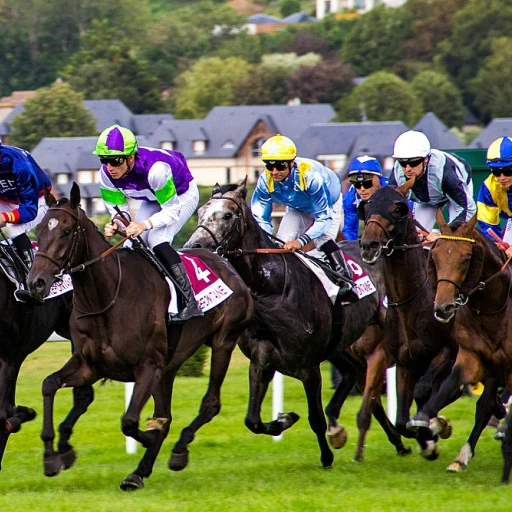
[{"left": 365, "top": 218, "right": 425, "bottom": 257}]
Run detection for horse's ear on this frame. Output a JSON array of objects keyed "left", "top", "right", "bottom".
[
  {"left": 467, "top": 213, "right": 477, "bottom": 231},
  {"left": 426, "top": 250, "right": 438, "bottom": 291},
  {"left": 44, "top": 187, "right": 57, "bottom": 207},
  {"left": 70, "top": 182, "right": 81, "bottom": 209},
  {"left": 397, "top": 176, "right": 416, "bottom": 197},
  {"left": 357, "top": 200, "right": 368, "bottom": 221},
  {"left": 212, "top": 183, "right": 222, "bottom": 196},
  {"left": 235, "top": 178, "right": 248, "bottom": 201},
  {"left": 435, "top": 208, "right": 447, "bottom": 232}
]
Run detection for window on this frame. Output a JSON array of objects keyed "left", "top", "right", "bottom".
[
  {"left": 161, "top": 141, "right": 173, "bottom": 150},
  {"left": 192, "top": 140, "right": 206, "bottom": 154},
  {"left": 56, "top": 173, "right": 69, "bottom": 185},
  {"left": 92, "top": 198, "right": 107, "bottom": 215},
  {"left": 77, "top": 170, "right": 94, "bottom": 184},
  {"left": 252, "top": 138, "right": 265, "bottom": 158},
  {"left": 324, "top": 0, "right": 331, "bottom": 14}
]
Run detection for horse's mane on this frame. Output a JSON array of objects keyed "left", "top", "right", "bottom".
[{"left": 212, "top": 184, "right": 240, "bottom": 196}]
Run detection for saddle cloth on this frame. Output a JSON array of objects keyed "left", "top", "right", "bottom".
[
  {"left": 167, "top": 253, "right": 233, "bottom": 315},
  {"left": 295, "top": 253, "right": 376, "bottom": 305}
]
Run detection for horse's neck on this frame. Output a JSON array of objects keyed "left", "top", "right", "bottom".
[{"left": 473, "top": 236, "right": 510, "bottom": 299}]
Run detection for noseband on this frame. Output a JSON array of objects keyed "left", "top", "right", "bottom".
[{"left": 365, "top": 217, "right": 423, "bottom": 257}]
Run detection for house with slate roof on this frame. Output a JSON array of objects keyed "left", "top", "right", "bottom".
[
  {"left": 467, "top": 118, "right": 512, "bottom": 149},
  {"left": 412, "top": 112, "right": 465, "bottom": 151},
  {"left": 244, "top": 11, "right": 316, "bottom": 34}
]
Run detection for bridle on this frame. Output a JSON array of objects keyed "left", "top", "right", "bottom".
[
  {"left": 34, "top": 205, "right": 123, "bottom": 318},
  {"left": 434, "top": 234, "right": 511, "bottom": 315}
]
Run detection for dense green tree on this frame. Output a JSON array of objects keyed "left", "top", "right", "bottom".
[
  {"left": 280, "top": 0, "right": 301, "bottom": 18},
  {"left": 60, "top": 20, "right": 164, "bottom": 114},
  {"left": 410, "top": 70, "right": 464, "bottom": 128},
  {"left": 335, "top": 71, "right": 423, "bottom": 126},
  {"left": 341, "top": 6, "right": 415, "bottom": 76},
  {"left": 470, "top": 38, "right": 512, "bottom": 122},
  {"left": 9, "top": 82, "right": 96, "bottom": 150},
  {"left": 174, "top": 57, "right": 251, "bottom": 118},
  {"left": 286, "top": 60, "right": 355, "bottom": 104},
  {"left": 280, "top": 31, "right": 333, "bottom": 58},
  {"left": 437, "top": 0, "right": 512, "bottom": 113},
  {"left": 231, "top": 68, "right": 287, "bottom": 106}
]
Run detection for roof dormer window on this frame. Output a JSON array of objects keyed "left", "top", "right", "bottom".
[
  {"left": 193, "top": 140, "right": 206, "bottom": 154},
  {"left": 161, "top": 141, "right": 174, "bottom": 150}
]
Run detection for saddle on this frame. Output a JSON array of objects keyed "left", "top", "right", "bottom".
[{"left": 0, "top": 242, "right": 26, "bottom": 288}]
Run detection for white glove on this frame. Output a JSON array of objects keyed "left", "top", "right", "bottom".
[{"left": 104, "top": 222, "right": 118, "bottom": 238}]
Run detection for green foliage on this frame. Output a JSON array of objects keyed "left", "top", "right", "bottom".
[
  {"left": 341, "top": 5, "right": 415, "bottom": 76},
  {"left": 9, "top": 82, "right": 96, "bottom": 150},
  {"left": 469, "top": 37, "right": 512, "bottom": 121},
  {"left": 60, "top": 20, "right": 164, "bottom": 114},
  {"left": 335, "top": 71, "right": 423, "bottom": 126},
  {"left": 174, "top": 57, "right": 252, "bottom": 119},
  {"left": 177, "top": 345, "right": 209, "bottom": 377},
  {"left": 280, "top": 0, "right": 301, "bottom": 17},
  {"left": 410, "top": 70, "right": 464, "bottom": 128}
]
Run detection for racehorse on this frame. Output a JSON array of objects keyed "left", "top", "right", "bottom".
[
  {"left": 0, "top": 244, "right": 94, "bottom": 470},
  {"left": 421, "top": 210, "right": 512, "bottom": 481},
  {"left": 26, "top": 183, "right": 253, "bottom": 491},
  {"left": 185, "top": 179, "right": 410, "bottom": 466},
  {"left": 359, "top": 180, "right": 457, "bottom": 459}
]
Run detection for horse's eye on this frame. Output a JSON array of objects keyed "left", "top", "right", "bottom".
[
  {"left": 63, "top": 227, "right": 72, "bottom": 236},
  {"left": 222, "top": 213, "right": 233, "bottom": 220}
]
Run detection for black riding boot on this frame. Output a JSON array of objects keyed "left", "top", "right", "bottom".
[
  {"left": 153, "top": 242, "right": 203, "bottom": 323},
  {"left": 321, "top": 240, "right": 359, "bottom": 303},
  {"left": 11, "top": 234, "right": 41, "bottom": 303}
]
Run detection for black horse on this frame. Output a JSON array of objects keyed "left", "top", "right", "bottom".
[
  {"left": 27, "top": 183, "right": 254, "bottom": 491},
  {"left": 0, "top": 240, "right": 94, "bottom": 470},
  {"left": 185, "top": 179, "right": 409, "bottom": 466},
  {"left": 359, "top": 180, "right": 458, "bottom": 458}
]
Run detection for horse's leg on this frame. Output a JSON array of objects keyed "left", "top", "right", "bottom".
[
  {"left": 41, "top": 354, "right": 98, "bottom": 477},
  {"left": 325, "top": 352, "right": 361, "bottom": 450},
  {"left": 354, "top": 345, "right": 410, "bottom": 461},
  {"left": 54, "top": 385, "right": 95, "bottom": 470},
  {"left": 170, "top": 337, "right": 238, "bottom": 471},
  {"left": 120, "top": 374, "right": 171, "bottom": 491},
  {"left": 302, "top": 365, "right": 333, "bottom": 469},
  {"left": 447, "top": 377, "right": 502, "bottom": 473},
  {"left": 501, "top": 379, "right": 512, "bottom": 483}
]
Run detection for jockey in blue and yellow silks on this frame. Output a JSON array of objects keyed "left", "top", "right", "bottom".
[
  {"left": 94, "top": 124, "right": 202, "bottom": 322},
  {"left": 251, "top": 134, "right": 357, "bottom": 302},
  {"left": 477, "top": 136, "right": 512, "bottom": 257}
]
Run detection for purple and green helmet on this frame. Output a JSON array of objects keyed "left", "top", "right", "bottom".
[{"left": 93, "top": 124, "right": 138, "bottom": 157}]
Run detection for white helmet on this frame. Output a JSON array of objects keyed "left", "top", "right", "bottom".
[{"left": 392, "top": 130, "right": 431, "bottom": 159}]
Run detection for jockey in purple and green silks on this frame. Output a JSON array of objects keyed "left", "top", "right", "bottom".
[{"left": 94, "top": 124, "right": 202, "bottom": 322}]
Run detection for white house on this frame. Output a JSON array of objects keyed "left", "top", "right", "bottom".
[{"left": 316, "top": 0, "right": 406, "bottom": 20}]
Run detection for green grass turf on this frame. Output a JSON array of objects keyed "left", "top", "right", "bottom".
[{"left": 0, "top": 342, "right": 508, "bottom": 511}]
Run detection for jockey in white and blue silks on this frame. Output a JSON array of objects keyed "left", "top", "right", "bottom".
[
  {"left": 94, "top": 124, "right": 202, "bottom": 322},
  {"left": 342, "top": 156, "right": 388, "bottom": 241},
  {"left": 0, "top": 141, "right": 52, "bottom": 301},
  {"left": 251, "top": 134, "right": 357, "bottom": 302},
  {"left": 388, "top": 130, "right": 475, "bottom": 244}
]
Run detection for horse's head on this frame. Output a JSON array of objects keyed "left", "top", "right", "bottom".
[
  {"left": 28, "top": 182, "right": 85, "bottom": 299},
  {"left": 185, "top": 178, "right": 248, "bottom": 253},
  {"left": 430, "top": 211, "right": 484, "bottom": 323},
  {"left": 359, "top": 179, "right": 415, "bottom": 264}
]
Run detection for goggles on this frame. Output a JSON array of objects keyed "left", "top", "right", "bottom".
[
  {"left": 352, "top": 179, "right": 374, "bottom": 190},
  {"left": 99, "top": 156, "right": 126, "bottom": 167},
  {"left": 264, "top": 161, "right": 290, "bottom": 171},
  {"left": 491, "top": 167, "right": 512, "bottom": 178},
  {"left": 397, "top": 157, "right": 424, "bottom": 168}
]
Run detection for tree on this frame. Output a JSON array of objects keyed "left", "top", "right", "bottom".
[
  {"left": 410, "top": 70, "right": 464, "bottom": 128},
  {"left": 174, "top": 57, "right": 251, "bottom": 118},
  {"left": 341, "top": 6, "right": 415, "bottom": 76},
  {"left": 335, "top": 71, "right": 423, "bottom": 126},
  {"left": 280, "top": 0, "right": 301, "bottom": 18},
  {"left": 470, "top": 37, "right": 512, "bottom": 121},
  {"left": 231, "top": 68, "right": 288, "bottom": 106},
  {"left": 286, "top": 59, "right": 356, "bottom": 104},
  {"left": 60, "top": 20, "right": 164, "bottom": 114},
  {"left": 9, "top": 82, "right": 96, "bottom": 150}
]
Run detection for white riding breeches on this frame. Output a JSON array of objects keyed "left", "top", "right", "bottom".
[{"left": 1, "top": 196, "right": 48, "bottom": 238}]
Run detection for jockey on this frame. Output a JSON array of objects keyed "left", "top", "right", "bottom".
[
  {"left": 477, "top": 136, "right": 512, "bottom": 258},
  {"left": 94, "top": 124, "right": 203, "bottom": 322},
  {"left": 388, "top": 130, "right": 476, "bottom": 244},
  {"left": 342, "top": 156, "right": 388, "bottom": 240},
  {"left": 251, "top": 134, "right": 358, "bottom": 302},
  {"left": 0, "top": 140, "right": 52, "bottom": 302}
]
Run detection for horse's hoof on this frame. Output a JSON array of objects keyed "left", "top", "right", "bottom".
[
  {"left": 447, "top": 461, "right": 467, "bottom": 472},
  {"left": 44, "top": 455, "right": 63, "bottom": 477},
  {"left": 120, "top": 473, "right": 144, "bottom": 491},
  {"left": 277, "top": 412, "right": 300, "bottom": 431},
  {"left": 168, "top": 450, "right": 189, "bottom": 471},
  {"left": 420, "top": 442, "right": 440, "bottom": 461},
  {"left": 327, "top": 425, "right": 347, "bottom": 450},
  {"left": 12, "top": 406, "right": 37, "bottom": 423},
  {"left": 397, "top": 446, "right": 413, "bottom": 457},
  {"left": 5, "top": 417, "right": 21, "bottom": 434},
  {"left": 59, "top": 449, "right": 77, "bottom": 470},
  {"left": 430, "top": 416, "right": 452, "bottom": 440}
]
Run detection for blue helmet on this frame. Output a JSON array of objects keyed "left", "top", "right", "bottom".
[
  {"left": 486, "top": 137, "right": 512, "bottom": 168},
  {"left": 348, "top": 156, "right": 382, "bottom": 177}
]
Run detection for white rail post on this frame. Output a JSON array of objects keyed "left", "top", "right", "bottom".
[
  {"left": 272, "top": 371, "right": 284, "bottom": 441},
  {"left": 386, "top": 366, "right": 397, "bottom": 425},
  {"left": 125, "top": 382, "right": 137, "bottom": 454}
]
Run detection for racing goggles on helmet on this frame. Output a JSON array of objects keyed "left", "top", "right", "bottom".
[
  {"left": 99, "top": 156, "right": 126, "bottom": 167},
  {"left": 264, "top": 161, "right": 290, "bottom": 171},
  {"left": 491, "top": 166, "right": 512, "bottom": 178},
  {"left": 349, "top": 173, "right": 375, "bottom": 190}
]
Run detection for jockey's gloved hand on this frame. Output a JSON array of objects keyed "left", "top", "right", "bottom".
[{"left": 104, "top": 222, "right": 118, "bottom": 238}]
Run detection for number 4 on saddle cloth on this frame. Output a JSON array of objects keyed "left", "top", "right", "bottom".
[{"left": 167, "top": 253, "right": 233, "bottom": 316}]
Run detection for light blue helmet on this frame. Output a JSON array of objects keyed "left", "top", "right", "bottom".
[{"left": 348, "top": 156, "right": 382, "bottom": 177}]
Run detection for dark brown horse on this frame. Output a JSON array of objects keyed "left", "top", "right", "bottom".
[
  {"left": 185, "top": 180, "right": 409, "bottom": 466},
  {"left": 359, "top": 180, "right": 457, "bottom": 459},
  {"left": 421, "top": 210, "right": 512, "bottom": 481},
  {"left": 0, "top": 244, "right": 94, "bottom": 471},
  {"left": 27, "top": 183, "right": 253, "bottom": 491}
]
